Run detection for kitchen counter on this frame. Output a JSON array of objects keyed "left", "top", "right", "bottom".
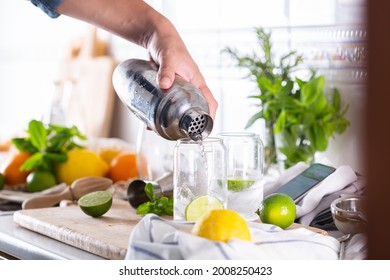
[{"left": 0, "top": 211, "right": 104, "bottom": 260}]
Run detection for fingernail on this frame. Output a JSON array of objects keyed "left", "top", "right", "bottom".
[{"left": 159, "top": 77, "right": 171, "bottom": 88}]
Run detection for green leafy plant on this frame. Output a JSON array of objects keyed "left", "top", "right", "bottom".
[
  {"left": 225, "top": 27, "right": 350, "bottom": 169},
  {"left": 11, "top": 119, "right": 87, "bottom": 173},
  {"left": 136, "top": 182, "right": 173, "bottom": 216}
]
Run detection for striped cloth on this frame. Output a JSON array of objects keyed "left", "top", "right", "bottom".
[{"left": 125, "top": 214, "right": 339, "bottom": 260}]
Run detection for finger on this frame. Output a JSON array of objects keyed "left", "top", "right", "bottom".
[
  {"left": 157, "top": 64, "right": 175, "bottom": 89},
  {"left": 198, "top": 84, "right": 218, "bottom": 120}
]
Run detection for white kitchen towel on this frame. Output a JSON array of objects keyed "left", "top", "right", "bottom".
[
  {"left": 263, "top": 161, "right": 359, "bottom": 220},
  {"left": 295, "top": 165, "right": 357, "bottom": 218},
  {"left": 126, "top": 214, "right": 339, "bottom": 260},
  {"left": 345, "top": 233, "right": 367, "bottom": 260},
  {"left": 299, "top": 174, "right": 365, "bottom": 226}
]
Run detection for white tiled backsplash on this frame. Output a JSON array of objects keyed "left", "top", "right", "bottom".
[{"left": 0, "top": 0, "right": 367, "bottom": 172}]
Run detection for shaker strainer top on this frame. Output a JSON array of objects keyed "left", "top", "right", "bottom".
[
  {"left": 179, "top": 108, "right": 213, "bottom": 141},
  {"left": 188, "top": 115, "right": 207, "bottom": 138}
]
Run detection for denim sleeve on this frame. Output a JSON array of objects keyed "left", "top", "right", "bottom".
[{"left": 29, "top": 0, "right": 65, "bottom": 18}]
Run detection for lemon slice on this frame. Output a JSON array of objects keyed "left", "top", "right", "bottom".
[
  {"left": 185, "top": 195, "right": 224, "bottom": 222},
  {"left": 78, "top": 190, "right": 113, "bottom": 218}
]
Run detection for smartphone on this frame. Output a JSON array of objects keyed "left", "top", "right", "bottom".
[{"left": 276, "top": 163, "right": 336, "bottom": 202}]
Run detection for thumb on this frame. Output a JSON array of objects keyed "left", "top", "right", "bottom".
[{"left": 157, "top": 65, "right": 175, "bottom": 89}]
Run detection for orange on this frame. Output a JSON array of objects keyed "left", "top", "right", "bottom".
[
  {"left": 108, "top": 152, "right": 138, "bottom": 182},
  {"left": 1, "top": 152, "right": 32, "bottom": 185}
]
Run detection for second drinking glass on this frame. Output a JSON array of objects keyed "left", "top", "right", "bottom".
[{"left": 218, "top": 132, "right": 264, "bottom": 221}]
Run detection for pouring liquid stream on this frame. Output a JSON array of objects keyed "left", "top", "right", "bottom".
[{"left": 196, "top": 135, "right": 209, "bottom": 195}]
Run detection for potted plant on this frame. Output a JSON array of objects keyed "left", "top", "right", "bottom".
[{"left": 225, "top": 27, "right": 350, "bottom": 172}]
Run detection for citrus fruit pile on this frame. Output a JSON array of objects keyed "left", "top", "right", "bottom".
[
  {"left": 0, "top": 144, "right": 138, "bottom": 192},
  {"left": 191, "top": 209, "right": 251, "bottom": 242},
  {"left": 256, "top": 193, "right": 296, "bottom": 229},
  {"left": 0, "top": 120, "right": 141, "bottom": 194}
]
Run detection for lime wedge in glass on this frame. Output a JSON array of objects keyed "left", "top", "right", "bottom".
[
  {"left": 227, "top": 179, "right": 255, "bottom": 191},
  {"left": 78, "top": 190, "right": 113, "bottom": 218},
  {"left": 185, "top": 195, "right": 224, "bottom": 222}
]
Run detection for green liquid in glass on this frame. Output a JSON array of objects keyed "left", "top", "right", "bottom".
[{"left": 227, "top": 179, "right": 255, "bottom": 191}]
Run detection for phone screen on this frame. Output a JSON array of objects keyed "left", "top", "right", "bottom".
[{"left": 276, "top": 163, "right": 336, "bottom": 202}]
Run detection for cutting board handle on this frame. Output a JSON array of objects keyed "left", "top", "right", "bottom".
[{"left": 79, "top": 25, "right": 98, "bottom": 58}]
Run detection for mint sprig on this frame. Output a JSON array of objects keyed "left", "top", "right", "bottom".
[
  {"left": 11, "top": 120, "right": 86, "bottom": 173},
  {"left": 136, "top": 182, "right": 173, "bottom": 216}
]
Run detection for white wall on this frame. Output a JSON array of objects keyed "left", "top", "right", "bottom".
[{"left": 0, "top": 0, "right": 367, "bottom": 172}]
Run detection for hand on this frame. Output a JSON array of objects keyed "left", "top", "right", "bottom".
[
  {"left": 146, "top": 25, "right": 218, "bottom": 120},
  {"left": 56, "top": 0, "right": 218, "bottom": 119}
]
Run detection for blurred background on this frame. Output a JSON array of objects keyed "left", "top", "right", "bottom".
[{"left": 0, "top": 0, "right": 366, "bottom": 173}]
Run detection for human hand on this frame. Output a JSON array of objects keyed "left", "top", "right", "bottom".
[
  {"left": 146, "top": 22, "right": 218, "bottom": 120},
  {"left": 56, "top": 0, "right": 217, "bottom": 119}
]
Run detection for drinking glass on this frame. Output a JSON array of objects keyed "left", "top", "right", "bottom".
[
  {"left": 218, "top": 132, "right": 264, "bottom": 221},
  {"left": 173, "top": 137, "right": 227, "bottom": 221},
  {"left": 137, "top": 124, "right": 175, "bottom": 180}
]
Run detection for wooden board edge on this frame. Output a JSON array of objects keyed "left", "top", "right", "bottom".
[{"left": 13, "top": 211, "right": 127, "bottom": 260}]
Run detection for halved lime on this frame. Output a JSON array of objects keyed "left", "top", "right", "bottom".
[
  {"left": 227, "top": 179, "right": 255, "bottom": 191},
  {"left": 185, "top": 195, "right": 224, "bottom": 222},
  {"left": 78, "top": 190, "right": 113, "bottom": 218}
]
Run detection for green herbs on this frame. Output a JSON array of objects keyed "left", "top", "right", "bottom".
[
  {"left": 11, "top": 120, "right": 87, "bottom": 173},
  {"left": 225, "top": 27, "right": 350, "bottom": 169},
  {"left": 136, "top": 183, "right": 173, "bottom": 216}
]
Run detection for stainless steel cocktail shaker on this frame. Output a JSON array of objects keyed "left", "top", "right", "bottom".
[{"left": 112, "top": 59, "right": 213, "bottom": 141}]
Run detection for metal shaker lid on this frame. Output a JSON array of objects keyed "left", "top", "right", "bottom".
[{"left": 179, "top": 108, "right": 213, "bottom": 141}]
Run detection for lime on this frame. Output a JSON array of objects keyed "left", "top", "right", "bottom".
[
  {"left": 0, "top": 172, "right": 5, "bottom": 190},
  {"left": 185, "top": 195, "right": 224, "bottom": 222},
  {"left": 227, "top": 179, "right": 255, "bottom": 191},
  {"left": 191, "top": 209, "right": 251, "bottom": 242},
  {"left": 78, "top": 190, "right": 113, "bottom": 218},
  {"left": 26, "top": 171, "right": 57, "bottom": 193},
  {"left": 256, "top": 193, "right": 296, "bottom": 229}
]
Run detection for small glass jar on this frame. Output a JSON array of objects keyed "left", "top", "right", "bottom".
[
  {"left": 218, "top": 132, "right": 264, "bottom": 221},
  {"left": 173, "top": 137, "right": 227, "bottom": 221}
]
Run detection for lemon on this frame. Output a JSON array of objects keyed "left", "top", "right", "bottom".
[
  {"left": 78, "top": 190, "right": 113, "bottom": 217},
  {"left": 185, "top": 195, "right": 224, "bottom": 222},
  {"left": 256, "top": 193, "right": 296, "bottom": 229},
  {"left": 56, "top": 149, "right": 109, "bottom": 185},
  {"left": 191, "top": 209, "right": 251, "bottom": 242}
]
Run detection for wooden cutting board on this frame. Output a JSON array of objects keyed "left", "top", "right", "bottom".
[
  {"left": 59, "top": 25, "right": 116, "bottom": 137},
  {"left": 13, "top": 199, "right": 328, "bottom": 260},
  {"left": 13, "top": 199, "right": 139, "bottom": 260}
]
